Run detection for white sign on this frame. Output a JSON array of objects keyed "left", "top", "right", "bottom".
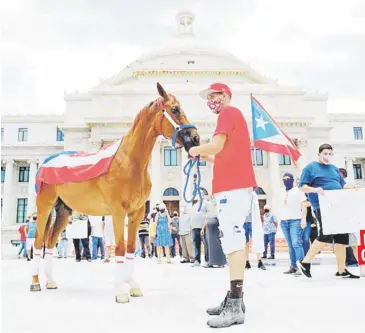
[
  {"left": 318, "top": 189, "right": 365, "bottom": 234},
  {"left": 67, "top": 220, "right": 88, "bottom": 239}
]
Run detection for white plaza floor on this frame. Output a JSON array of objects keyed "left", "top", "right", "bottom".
[{"left": 2, "top": 254, "right": 365, "bottom": 333}]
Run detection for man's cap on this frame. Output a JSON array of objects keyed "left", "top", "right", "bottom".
[{"left": 199, "top": 83, "right": 232, "bottom": 100}]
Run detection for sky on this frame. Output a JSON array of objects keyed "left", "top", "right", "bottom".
[{"left": 1, "top": 0, "right": 365, "bottom": 115}]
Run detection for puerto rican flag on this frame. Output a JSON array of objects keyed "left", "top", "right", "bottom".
[
  {"left": 35, "top": 138, "right": 122, "bottom": 195},
  {"left": 251, "top": 96, "right": 301, "bottom": 163}
]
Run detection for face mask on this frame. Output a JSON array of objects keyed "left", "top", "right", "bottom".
[
  {"left": 283, "top": 179, "right": 294, "bottom": 191},
  {"left": 159, "top": 209, "right": 165, "bottom": 213},
  {"left": 320, "top": 154, "right": 333, "bottom": 165},
  {"left": 264, "top": 209, "right": 270, "bottom": 213},
  {"left": 207, "top": 97, "right": 224, "bottom": 114}
]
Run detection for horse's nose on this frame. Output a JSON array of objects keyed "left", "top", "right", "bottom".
[{"left": 192, "top": 135, "right": 200, "bottom": 145}]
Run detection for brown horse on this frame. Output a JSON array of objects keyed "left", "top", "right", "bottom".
[{"left": 31, "top": 83, "right": 200, "bottom": 303}]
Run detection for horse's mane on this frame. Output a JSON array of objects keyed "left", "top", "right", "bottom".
[{"left": 130, "top": 99, "right": 159, "bottom": 133}]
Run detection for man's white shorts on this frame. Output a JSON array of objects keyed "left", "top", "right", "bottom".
[
  {"left": 26, "top": 238, "right": 35, "bottom": 250},
  {"left": 215, "top": 187, "right": 253, "bottom": 254}
]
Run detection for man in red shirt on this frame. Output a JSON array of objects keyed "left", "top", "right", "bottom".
[
  {"left": 189, "top": 83, "right": 256, "bottom": 328},
  {"left": 18, "top": 221, "right": 28, "bottom": 258}
]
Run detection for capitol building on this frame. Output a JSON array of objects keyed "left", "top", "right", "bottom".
[{"left": 1, "top": 11, "right": 365, "bottom": 243}]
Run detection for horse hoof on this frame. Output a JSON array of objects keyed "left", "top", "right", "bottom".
[
  {"left": 46, "top": 282, "right": 58, "bottom": 289},
  {"left": 130, "top": 288, "right": 143, "bottom": 297},
  {"left": 115, "top": 294, "right": 130, "bottom": 303},
  {"left": 30, "top": 283, "right": 41, "bottom": 292}
]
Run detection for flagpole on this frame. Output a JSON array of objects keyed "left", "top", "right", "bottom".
[{"left": 250, "top": 93, "right": 258, "bottom": 177}]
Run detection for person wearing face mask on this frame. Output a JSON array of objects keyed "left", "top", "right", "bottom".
[
  {"left": 278, "top": 172, "right": 307, "bottom": 274},
  {"left": 170, "top": 211, "right": 182, "bottom": 258},
  {"left": 189, "top": 83, "right": 256, "bottom": 328},
  {"left": 297, "top": 144, "right": 359, "bottom": 279},
  {"left": 153, "top": 203, "right": 173, "bottom": 264}
]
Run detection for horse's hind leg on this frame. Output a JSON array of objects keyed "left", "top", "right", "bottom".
[
  {"left": 126, "top": 206, "right": 145, "bottom": 298},
  {"left": 44, "top": 199, "right": 72, "bottom": 289},
  {"left": 31, "top": 185, "right": 57, "bottom": 292}
]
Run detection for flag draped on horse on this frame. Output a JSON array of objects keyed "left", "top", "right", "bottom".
[{"left": 251, "top": 95, "right": 301, "bottom": 163}]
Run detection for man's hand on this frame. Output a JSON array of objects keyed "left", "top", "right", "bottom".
[
  {"left": 189, "top": 146, "right": 201, "bottom": 158},
  {"left": 301, "top": 219, "right": 307, "bottom": 228},
  {"left": 315, "top": 187, "right": 325, "bottom": 195},
  {"left": 201, "top": 228, "right": 205, "bottom": 236}
]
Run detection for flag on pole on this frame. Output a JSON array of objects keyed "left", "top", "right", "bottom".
[{"left": 251, "top": 95, "right": 301, "bottom": 163}]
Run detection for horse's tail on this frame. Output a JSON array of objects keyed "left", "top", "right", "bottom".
[{"left": 45, "top": 198, "right": 72, "bottom": 246}]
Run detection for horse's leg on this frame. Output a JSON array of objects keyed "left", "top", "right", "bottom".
[
  {"left": 31, "top": 186, "right": 57, "bottom": 292},
  {"left": 111, "top": 208, "right": 129, "bottom": 303},
  {"left": 126, "top": 206, "right": 145, "bottom": 297},
  {"left": 44, "top": 201, "right": 72, "bottom": 289}
]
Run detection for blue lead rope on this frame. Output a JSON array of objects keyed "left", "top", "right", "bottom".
[{"left": 183, "top": 155, "right": 203, "bottom": 212}]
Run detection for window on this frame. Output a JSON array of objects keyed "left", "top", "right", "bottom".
[
  {"left": 16, "top": 198, "right": 28, "bottom": 223},
  {"left": 19, "top": 167, "right": 30, "bottom": 182},
  {"left": 200, "top": 187, "right": 208, "bottom": 196},
  {"left": 354, "top": 164, "right": 363, "bottom": 179},
  {"left": 255, "top": 187, "right": 266, "bottom": 195},
  {"left": 163, "top": 188, "right": 179, "bottom": 196},
  {"left": 56, "top": 128, "right": 64, "bottom": 141},
  {"left": 1, "top": 128, "right": 3, "bottom": 141},
  {"left": 164, "top": 147, "right": 177, "bottom": 166},
  {"left": 18, "top": 128, "right": 28, "bottom": 141},
  {"left": 354, "top": 127, "right": 363, "bottom": 140},
  {"left": 1, "top": 167, "right": 5, "bottom": 183},
  {"left": 198, "top": 161, "right": 207, "bottom": 166},
  {"left": 279, "top": 154, "right": 291, "bottom": 165},
  {"left": 251, "top": 148, "right": 263, "bottom": 166}
]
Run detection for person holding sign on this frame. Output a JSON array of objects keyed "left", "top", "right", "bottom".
[{"left": 297, "top": 144, "right": 359, "bottom": 279}]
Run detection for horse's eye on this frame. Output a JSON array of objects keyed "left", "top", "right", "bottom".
[{"left": 172, "top": 106, "right": 180, "bottom": 114}]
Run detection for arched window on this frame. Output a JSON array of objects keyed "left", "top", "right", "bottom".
[
  {"left": 163, "top": 188, "right": 179, "bottom": 196},
  {"left": 255, "top": 187, "right": 266, "bottom": 195},
  {"left": 199, "top": 187, "right": 208, "bottom": 196}
]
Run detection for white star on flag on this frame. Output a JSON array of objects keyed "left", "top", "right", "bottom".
[{"left": 255, "top": 114, "right": 268, "bottom": 130}]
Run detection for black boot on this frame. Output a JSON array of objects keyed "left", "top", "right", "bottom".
[
  {"left": 258, "top": 260, "right": 266, "bottom": 270},
  {"left": 207, "top": 296, "right": 245, "bottom": 328},
  {"left": 245, "top": 261, "right": 251, "bottom": 269},
  {"left": 206, "top": 291, "right": 245, "bottom": 316}
]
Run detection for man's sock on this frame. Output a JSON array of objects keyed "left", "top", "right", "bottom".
[{"left": 229, "top": 279, "right": 243, "bottom": 298}]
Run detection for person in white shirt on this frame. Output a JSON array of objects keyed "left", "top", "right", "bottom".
[
  {"left": 279, "top": 172, "right": 307, "bottom": 274},
  {"left": 89, "top": 216, "right": 105, "bottom": 260}
]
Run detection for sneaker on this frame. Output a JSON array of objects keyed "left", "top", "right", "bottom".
[
  {"left": 258, "top": 260, "right": 266, "bottom": 270},
  {"left": 191, "top": 261, "right": 200, "bottom": 267},
  {"left": 261, "top": 255, "right": 267, "bottom": 259},
  {"left": 207, "top": 296, "right": 245, "bottom": 328},
  {"left": 245, "top": 261, "right": 251, "bottom": 269},
  {"left": 297, "top": 261, "right": 312, "bottom": 278},
  {"left": 268, "top": 255, "right": 275, "bottom": 260},
  {"left": 284, "top": 266, "right": 297, "bottom": 274},
  {"left": 103, "top": 258, "right": 110, "bottom": 263},
  {"left": 180, "top": 259, "right": 190, "bottom": 263},
  {"left": 204, "top": 263, "right": 213, "bottom": 268},
  {"left": 336, "top": 269, "right": 360, "bottom": 279},
  {"left": 206, "top": 291, "right": 246, "bottom": 316},
  {"left": 76, "top": 259, "right": 81, "bottom": 262}
]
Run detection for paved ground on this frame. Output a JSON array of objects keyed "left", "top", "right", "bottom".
[{"left": 2, "top": 252, "right": 365, "bottom": 333}]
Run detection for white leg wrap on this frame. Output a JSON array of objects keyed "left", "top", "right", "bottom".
[
  {"left": 44, "top": 249, "right": 54, "bottom": 282},
  {"left": 125, "top": 252, "right": 139, "bottom": 288},
  {"left": 32, "top": 248, "right": 42, "bottom": 277},
  {"left": 114, "top": 256, "right": 129, "bottom": 294}
]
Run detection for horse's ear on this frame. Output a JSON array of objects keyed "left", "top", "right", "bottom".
[{"left": 157, "top": 82, "right": 168, "bottom": 101}]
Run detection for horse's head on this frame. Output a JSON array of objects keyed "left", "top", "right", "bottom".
[{"left": 155, "top": 82, "right": 200, "bottom": 152}]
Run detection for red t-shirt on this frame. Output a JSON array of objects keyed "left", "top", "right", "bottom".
[
  {"left": 212, "top": 106, "right": 257, "bottom": 194},
  {"left": 18, "top": 225, "right": 27, "bottom": 242}
]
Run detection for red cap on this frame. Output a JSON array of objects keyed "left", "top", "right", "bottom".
[{"left": 199, "top": 83, "right": 232, "bottom": 99}]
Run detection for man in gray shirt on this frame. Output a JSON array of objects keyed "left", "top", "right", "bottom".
[
  {"left": 191, "top": 199, "right": 207, "bottom": 267},
  {"left": 179, "top": 205, "right": 194, "bottom": 263}
]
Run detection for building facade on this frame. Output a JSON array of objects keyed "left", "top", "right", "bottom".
[{"left": 1, "top": 11, "right": 365, "bottom": 243}]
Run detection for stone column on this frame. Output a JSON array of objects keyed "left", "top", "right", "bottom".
[
  {"left": 268, "top": 153, "right": 281, "bottom": 213},
  {"left": 2, "top": 160, "right": 14, "bottom": 226},
  {"left": 27, "top": 160, "right": 38, "bottom": 215},
  {"left": 345, "top": 158, "right": 355, "bottom": 186},
  {"left": 296, "top": 140, "right": 309, "bottom": 174},
  {"left": 150, "top": 140, "right": 162, "bottom": 207}
]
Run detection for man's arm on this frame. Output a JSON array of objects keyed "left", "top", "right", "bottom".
[
  {"left": 199, "top": 155, "right": 215, "bottom": 163},
  {"left": 301, "top": 201, "right": 307, "bottom": 228},
  {"left": 191, "top": 134, "right": 226, "bottom": 157},
  {"left": 300, "top": 184, "right": 324, "bottom": 195}
]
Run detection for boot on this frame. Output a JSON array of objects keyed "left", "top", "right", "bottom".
[
  {"left": 207, "top": 296, "right": 245, "bottom": 328},
  {"left": 258, "top": 260, "right": 266, "bottom": 270},
  {"left": 245, "top": 261, "right": 251, "bottom": 269},
  {"left": 206, "top": 291, "right": 245, "bottom": 315}
]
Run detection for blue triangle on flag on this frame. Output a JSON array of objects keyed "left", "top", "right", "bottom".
[{"left": 251, "top": 97, "right": 280, "bottom": 141}]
